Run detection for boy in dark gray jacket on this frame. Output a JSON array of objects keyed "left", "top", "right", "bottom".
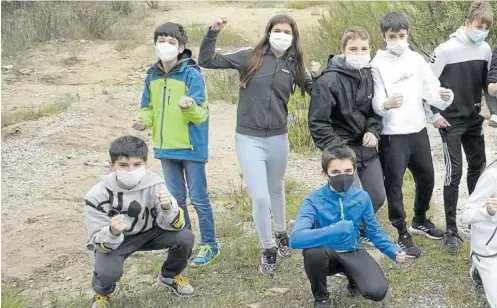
[{"left": 84, "top": 136, "right": 195, "bottom": 308}]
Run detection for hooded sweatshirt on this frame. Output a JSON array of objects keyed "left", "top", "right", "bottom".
[
  {"left": 84, "top": 170, "right": 184, "bottom": 252},
  {"left": 140, "top": 49, "right": 209, "bottom": 163},
  {"left": 371, "top": 48, "right": 454, "bottom": 135},
  {"left": 198, "top": 28, "right": 314, "bottom": 138},
  {"left": 289, "top": 184, "right": 401, "bottom": 261},
  {"left": 460, "top": 162, "right": 497, "bottom": 258},
  {"left": 428, "top": 26, "right": 492, "bottom": 123},
  {"left": 309, "top": 54, "right": 381, "bottom": 168}
]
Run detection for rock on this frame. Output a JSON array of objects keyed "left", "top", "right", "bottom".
[
  {"left": 226, "top": 201, "right": 236, "bottom": 209},
  {"left": 80, "top": 39, "right": 86, "bottom": 43},
  {"left": 268, "top": 287, "right": 289, "bottom": 294},
  {"left": 19, "top": 68, "right": 33, "bottom": 75},
  {"left": 2, "top": 64, "right": 14, "bottom": 71},
  {"left": 66, "top": 154, "right": 75, "bottom": 159},
  {"left": 65, "top": 276, "right": 72, "bottom": 281},
  {"left": 247, "top": 304, "right": 261, "bottom": 308}
]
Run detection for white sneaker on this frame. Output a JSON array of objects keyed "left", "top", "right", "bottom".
[
  {"left": 489, "top": 114, "right": 497, "bottom": 128},
  {"left": 157, "top": 274, "right": 196, "bottom": 297}
]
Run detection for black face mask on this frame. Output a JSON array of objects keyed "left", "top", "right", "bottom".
[{"left": 328, "top": 174, "right": 355, "bottom": 193}]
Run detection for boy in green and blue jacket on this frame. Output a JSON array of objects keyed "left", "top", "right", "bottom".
[{"left": 133, "top": 22, "right": 218, "bottom": 266}]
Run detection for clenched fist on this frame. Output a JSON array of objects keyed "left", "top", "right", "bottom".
[
  {"left": 384, "top": 93, "right": 403, "bottom": 110},
  {"left": 157, "top": 191, "right": 172, "bottom": 210},
  {"left": 179, "top": 96, "right": 194, "bottom": 109},
  {"left": 395, "top": 251, "right": 406, "bottom": 263},
  {"left": 132, "top": 117, "right": 146, "bottom": 131},
  {"left": 110, "top": 214, "right": 125, "bottom": 236},
  {"left": 310, "top": 61, "right": 321, "bottom": 77},
  {"left": 439, "top": 88, "right": 452, "bottom": 101},
  {"left": 487, "top": 198, "right": 497, "bottom": 216},
  {"left": 210, "top": 17, "right": 228, "bottom": 31},
  {"left": 362, "top": 132, "right": 378, "bottom": 148}
]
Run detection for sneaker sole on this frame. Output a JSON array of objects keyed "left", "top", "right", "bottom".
[
  {"left": 408, "top": 226, "right": 444, "bottom": 240},
  {"left": 489, "top": 121, "right": 497, "bottom": 128},
  {"left": 156, "top": 277, "right": 196, "bottom": 297},
  {"left": 189, "top": 251, "right": 220, "bottom": 268}
]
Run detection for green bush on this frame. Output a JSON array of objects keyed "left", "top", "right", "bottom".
[
  {"left": 205, "top": 70, "right": 240, "bottom": 104},
  {"left": 288, "top": 89, "right": 315, "bottom": 154}
]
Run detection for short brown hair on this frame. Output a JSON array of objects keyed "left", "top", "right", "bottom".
[
  {"left": 468, "top": 0, "right": 493, "bottom": 26},
  {"left": 341, "top": 26, "right": 370, "bottom": 48}
]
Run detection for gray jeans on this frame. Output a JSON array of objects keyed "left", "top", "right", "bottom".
[
  {"left": 92, "top": 227, "right": 194, "bottom": 295},
  {"left": 235, "top": 133, "right": 289, "bottom": 249}
]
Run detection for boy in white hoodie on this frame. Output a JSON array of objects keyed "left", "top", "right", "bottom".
[
  {"left": 460, "top": 160, "right": 497, "bottom": 308},
  {"left": 427, "top": 0, "right": 493, "bottom": 253},
  {"left": 84, "top": 136, "right": 195, "bottom": 308},
  {"left": 371, "top": 12, "right": 454, "bottom": 258}
]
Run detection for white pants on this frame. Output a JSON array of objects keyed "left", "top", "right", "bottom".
[{"left": 473, "top": 254, "right": 497, "bottom": 308}]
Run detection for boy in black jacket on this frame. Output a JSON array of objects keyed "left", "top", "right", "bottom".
[
  {"left": 486, "top": 45, "right": 497, "bottom": 127},
  {"left": 309, "top": 27, "right": 384, "bottom": 245},
  {"left": 428, "top": 0, "right": 493, "bottom": 253}
]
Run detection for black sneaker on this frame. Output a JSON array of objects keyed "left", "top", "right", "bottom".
[
  {"left": 347, "top": 281, "right": 360, "bottom": 298},
  {"left": 398, "top": 233, "right": 421, "bottom": 258},
  {"left": 275, "top": 232, "right": 292, "bottom": 258},
  {"left": 442, "top": 230, "right": 463, "bottom": 253},
  {"left": 314, "top": 298, "right": 331, "bottom": 308},
  {"left": 409, "top": 218, "right": 444, "bottom": 240},
  {"left": 259, "top": 247, "right": 277, "bottom": 276}
]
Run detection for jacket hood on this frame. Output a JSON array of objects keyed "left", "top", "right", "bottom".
[
  {"left": 451, "top": 26, "right": 483, "bottom": 46},
  {"left": 147, "top": 48, "right": 199, "bottom": 75},
  {"left": 103, "top": 170, "right": 164, "bottom": 193},
  {"left": 322, "top": 54, "right": 368, "bottom": 79}
]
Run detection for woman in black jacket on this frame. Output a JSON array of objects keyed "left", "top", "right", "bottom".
[
  {"left": 308, "top": 27, "right": 384, "bottom": 244},
  {"left": 198, "top": 15, "right": 320, "bottom": 276}
]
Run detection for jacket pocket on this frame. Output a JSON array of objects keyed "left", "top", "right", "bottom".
[
  {"left": 239, "top": 96, "right": 270, "bottom": 129},
  {"left": 268, "top": 98, "right": 288, "bottom": 130}
]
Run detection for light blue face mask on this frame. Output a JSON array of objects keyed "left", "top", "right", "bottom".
[{"left": 469, "top": 27, "right": 489, "bottom": 43}]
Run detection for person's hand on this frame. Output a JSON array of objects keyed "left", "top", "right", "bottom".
[
  {"left": 110, "top": 214, "right": 125, "bottom": 236},
  {"left": 310, "top": 61, "right": 321, "bottom": 77},
  {"left": 439, "top": 88, "right": 452, "bottom": 101},
  {"left": 487, "top": 198, "right": 497, "bottom": 216},
  {"left": 384, "top": 93, "right": 403, "bottom": 110},
  {"left": 210, "top": 17, "right": 228, "bottom": 31},
  {"left": 179, "top": 96, "right": 194, "bottom": 109},
  {"left": 362, "top": 132, "right": 378, "bottom": 148},
  {"left": 395, "top": 251, "right": 406, "bottom": 263},
  {"left": 335, "top": 220, "right": 354, "bottom": 233},
  {"left": 433, "top": 116, "right": 451, "bottom": 129},
  {"left": 132, "top": 117, "right": 146, "bottom": 131},
  {"left": 157, "top": 191, "right": 172, "bottom": 210},
  {"left": 488, "top": 82, "right": 497, "bottom": 96}
]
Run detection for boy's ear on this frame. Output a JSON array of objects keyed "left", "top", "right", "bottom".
[
  {"left": 340, "top": 46, "right": 345, "bottom": 54},
  {"left": 109, "top": 162, "right": 115, "bottom": 171},
  {"left": 464, "top": 19, "right": 471, "bottom": 28},
  {"left": 179, "top": 45, "right": 185, "bottom": 53}
]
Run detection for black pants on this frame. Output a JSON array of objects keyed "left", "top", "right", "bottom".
[
  {"left": 303, "top": 247, "right": 388, "bottom": 302},
  {"left": 379, "top": 128, "right": 434, "bottom": 233},
  {"left": 440, "top": 116, "right": 486, "bottom": 232},
  {"left": 354, "top": 158, "right": 386, "bottom": 211},
  {"left": 92, "top": 227, "right": 194, "bottom": 295}
]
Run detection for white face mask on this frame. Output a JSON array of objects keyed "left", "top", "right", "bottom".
[
  {"left": 345, "top": 54, "right": 371, "bottom": 70},
  {"left": 386, "top": 40, "right": 409, "bottom": 56},
  {"left": 155, "top": 42, "right": 179, "bottom": 62},
  {"left": 269, "top": 32, "right": 293, "bottom": 53},
  {"left": 116, "top": 167, "right": 146, "bottom": 189}
]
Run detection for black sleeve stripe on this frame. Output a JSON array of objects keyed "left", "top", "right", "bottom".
[{"left": 85, "top": 199, "right": 106, "bottom": 213}]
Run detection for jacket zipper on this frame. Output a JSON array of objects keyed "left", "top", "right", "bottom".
[
  {"left": 160, "top": 79, "right": 167, "bottom": 149},
  {"left": 486, "top": 226, "right": 497, "bottom": 246},
  {"left": 267, "top": 58, "right": 279, "bottom": 134}
]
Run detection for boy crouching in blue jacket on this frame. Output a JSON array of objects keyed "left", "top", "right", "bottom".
[{"left": 290, "top": 145, "right": 406, "bottom": 308}]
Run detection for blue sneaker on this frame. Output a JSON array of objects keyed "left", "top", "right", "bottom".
[{"left": 190, "top": 244, "right": 219, "bottom": 267}]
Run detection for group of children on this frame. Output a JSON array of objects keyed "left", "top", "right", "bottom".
[{"left": 84, "top": 1, "right": 497, "bottom": 307}]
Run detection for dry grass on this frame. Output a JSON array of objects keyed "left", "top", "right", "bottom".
[
  {"left": 1, "top": 93, "right": 78, "bottom": 128},
  {"left": 2, "top": 174, "right": 487, "bottom": 307}
]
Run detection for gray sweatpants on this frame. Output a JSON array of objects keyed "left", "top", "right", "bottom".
[
  {"left": 92, "top": 227, "right": 194, "bottom": 295},
  {"left": 353, "top": 158, "right": 386, "bottom": 212},
  {"left": 235, "top": 133, "right": 289, "bottom": 249}
]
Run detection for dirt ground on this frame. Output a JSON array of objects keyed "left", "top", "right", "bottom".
[{"left": 1, "top": 1, "right": 496, "bottom": 304}]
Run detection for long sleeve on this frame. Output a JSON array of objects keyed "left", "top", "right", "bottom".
[
  {"left": 308, "top": 78, "right": 344, "bottom": 150},
  {"left": 300, "top": 69, "right": 314, "bottom": 95},
  {"left": 371, "top": 65, "right": 391, "bottom": 117},
  {"left": 427, "top": 46, "right": 451, "bottom": 119},
  {"left": 198, "top": 28, "right": 252, "bottom": 71},
  {"left": 422, "top": 59, "right": 453, "bottom": 111},
  {"left": 140, "top": 74, "right": 154, "bottom": 129},
  {"left": 362, "top": 194, "right": 400, "bottom": 261},
  {"left": 460, "top": 169, "right": 497, "bottom": 225},
  {"left": 289, "top": 197, "right": 355, "bottom": 249},
  {"left": 84, "top": 193, "right": 123, "bottom": 252},
  {"left": 365, "top": 93, "right": 382, "bottom": 138},
  {"left": 181, "top": 68, "right": 208, "bottom": 124},
  {"left": 487, "top": 45, "right": 497, "bottom": 86}
]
